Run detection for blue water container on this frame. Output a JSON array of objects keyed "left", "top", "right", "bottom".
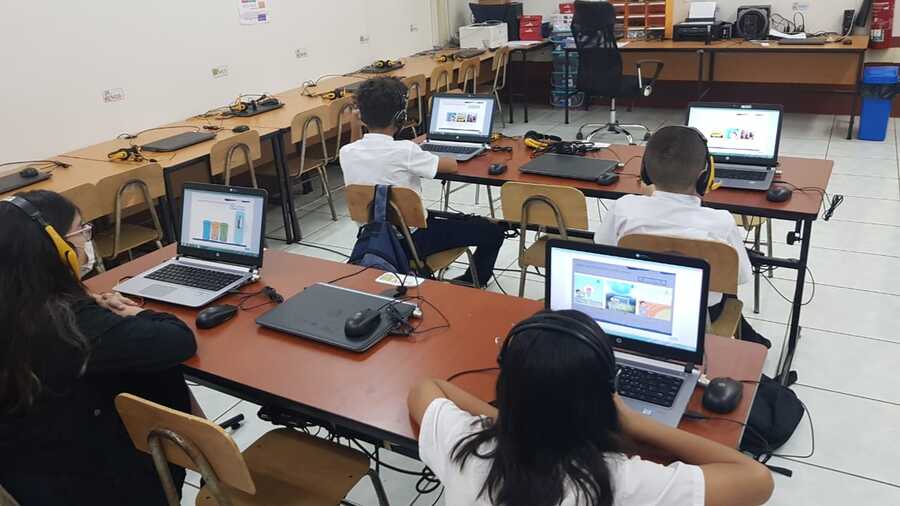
[{"left": 859, "top": 66, "right": 898, "bottom": 141}]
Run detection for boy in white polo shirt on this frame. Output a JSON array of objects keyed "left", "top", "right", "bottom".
[
  {"left": 340, "top": 77, "right": 504, "bottom": 286},
  {"left": 596, "top": 126, "right": 770, "bottom": 348}
]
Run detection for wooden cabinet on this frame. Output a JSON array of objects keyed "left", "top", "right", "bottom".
[{"left": 611, "top": 1, "right": 674, "bottom": 40}]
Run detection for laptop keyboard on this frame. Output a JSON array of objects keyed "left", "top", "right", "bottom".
[
  {"left": 616, "top": 365, "right": 685, "bottom": 408},
  {"left": 715, "top": 168, "right": 769, "bottom": 182},
  {"left": 146, "top": 264, "right": 242, "bottom": 292},
  {"left": 421, "top": 144, "right": 480, "bottom": 155}
]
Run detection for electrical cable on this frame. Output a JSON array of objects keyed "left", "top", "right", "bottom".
[
  {"left": 771, "top": 180, "right": 844, "bottom": 221},
  {"left": 296, "top": 242, "right": 352, "bottom": 259},
  {"left": 0, "top": 160, "right": 70, "bottom": 169},
  {"left": 348, "top": 438, "right": 432, "bottom": 477},
  {"left": 447, "top": 367, "right": 500, "bottom": 382},
  {"left": 116, "top": 125, "right": 203, "bottom": 141}
]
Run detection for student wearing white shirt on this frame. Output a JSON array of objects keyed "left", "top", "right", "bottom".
[
  {"left": 340, "top": 77, "right": 504, "bottom": 285},
  {"left": 595, "top": 126, "right": 770, "bottom": 348},
  {"left": 408, "top": 309, "right": 774, "bottom": 506}
]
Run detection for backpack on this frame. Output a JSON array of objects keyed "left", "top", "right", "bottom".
[
  {"left": 349, "top": 185, "right": 411, "bottom": 275},
  {"left": 740, "top": 374, "right": 805, "bottom": 460}
]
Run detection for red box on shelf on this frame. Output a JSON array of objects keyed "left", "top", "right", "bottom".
[
  {"left": 520, "top": 14, "right": 543, "bottom": 27},
  {"left": 559, "top": 3, "right": 574, "bottom": 14},
  {"left": 519, "top": 26, "right": 543, "bottom": 41}
]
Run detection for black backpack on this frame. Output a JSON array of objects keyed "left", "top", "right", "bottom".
[
  {"left": 349, "top": 185, "right": 411, "bottom": 275},
  {"left": 740, "top": 375, "right": 806, "bottom": 462}
]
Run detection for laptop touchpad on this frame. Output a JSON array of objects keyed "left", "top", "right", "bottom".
[{"left": 141, "top": 284, "right": 179, "bottom": 297}]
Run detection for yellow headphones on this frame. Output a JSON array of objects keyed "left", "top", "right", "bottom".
[
  {"left": 2, "top": 196, "right": 80, "bottom": 276},
  {"left": 321, "top": 88, "right": 347, "bottom": 101},
  {"left": 434, "top": 54, "right": 450, "bottom": 63},
  {"left": 373, "top": 59, "right": 401, "bottom": 68},
  {"left": 107, "top": 145, "right": 146, "bottom": 162}
]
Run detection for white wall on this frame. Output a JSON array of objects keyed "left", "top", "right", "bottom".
[{"left": 0, "top": 0, "right": 435, "bottom": 161}]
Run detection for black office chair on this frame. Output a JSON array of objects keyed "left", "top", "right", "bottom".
[{"left": 570, "top": 1, "right": 664, "bottom": 145}]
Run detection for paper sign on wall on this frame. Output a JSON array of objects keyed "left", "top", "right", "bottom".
[{"left": 239, "top": 0, "right": 269, "bottom": 25}]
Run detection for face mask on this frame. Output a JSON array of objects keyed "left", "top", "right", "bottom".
[{"left": 79, "top": 240, "right": 96, "bottom": 278}]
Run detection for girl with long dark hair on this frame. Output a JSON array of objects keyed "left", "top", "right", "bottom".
[
  {"left": 0, "top": 190, "right": 197, "bottom": 505},
  {"left": 409, "top": 309, "right": 773, "bottom": 506}
]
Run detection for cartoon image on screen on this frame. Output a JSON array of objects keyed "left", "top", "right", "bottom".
[{"left": 574, "top": 275, "right": 605, "bottom": 307}]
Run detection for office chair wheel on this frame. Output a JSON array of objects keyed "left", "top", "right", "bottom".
[
  {"left": 643, "top": 132, "right": 651, "bottom": 141},
  {"left": 575, "top": 130, "right": 585, "bottom": 140}
]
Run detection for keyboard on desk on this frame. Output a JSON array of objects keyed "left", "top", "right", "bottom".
[
  {"left": 421, "top": 143, "right": 481, "bottom": 155},
  {"left": 146, "top": 264, "right": 243, "bottom": 292},
  {"left": 715, "top": 168, "right": 769, "bottom": 181},
  {"left": 616, "top": 365, "right": 685, "bottom": 408}
]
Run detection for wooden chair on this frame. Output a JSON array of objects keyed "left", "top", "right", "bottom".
[
  {"left": 734, "top": 214, "right": 773, "bottom": 314},
  {"left": 400, "top": 74, "right": 427, "bottom": 138},
  {"left": 114, "top": 393, "right": 388, "bottom": 506},
  {"left": 618, "top": 234, "right": 744, "bottom": 338},
  {"left": 209, "top": 131, "right": 262, "bottom": 188},
  {"left": 290, "top": 106, "right": 337, "bottom": 221},
  {"left": 429, "top": 63, "right": 454, "bottom": 93},
  {"left": 501, "top": 182, "right": 591, "bottom": 297},
  {"left": 457, "top": 58, "right": 480, "bottom": 93},
  {"left": 329, "top": 95, "right": 362, "bottom": 164},
  {"left": 490, "top": 46, "right": 511, "bottom": 128},
  {"left": 93, "top": 163, "right": 165, "bottom": 265},
  {"left": 346, "top": 184, "right": 480, "bottom": 287},
  {"left": 0, "top": 484, "right": 19, "bottom": 506}
]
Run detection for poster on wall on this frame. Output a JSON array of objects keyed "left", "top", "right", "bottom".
[{"left": 238, "top": 0, "right": 269, "bottom": 25}]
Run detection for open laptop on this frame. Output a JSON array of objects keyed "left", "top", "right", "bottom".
[
  {"left": 686, "top": 102, "right": 784, "bottom": 190},
  {"left": 116, "top": 183, "right": 267, "bottom": 308},
  {"left": 420, "top": 93, "right": 495, "bottom": 161},
  {"left": 546, "top": 240, "right": 710, "bottom": 427}
]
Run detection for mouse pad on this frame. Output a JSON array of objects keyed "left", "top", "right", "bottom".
[{"left": 256, "top": 283, "right": 416, "bottom": 353}]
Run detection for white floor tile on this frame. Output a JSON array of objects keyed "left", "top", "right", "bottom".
[
  {"left": 488, "top": 271, "right": 545, "bottom": 299},
  {"left": 189, "top": 385, "right": 241, "bottom": 422},
  {"left": 769, "top": 246, "right": 900, "bottom": 296},
  {"left": 303, "top": 217, "right": 362, "bottom": 250},
  {"left": 828, "top": 138, "right": 898, "bottom": 160},
  {"left": 825, "top": 174, "right": 900, "bottom": 200},
  {"left": 770, "top": 219, "right": 900, "bottom": 258},
  {"left": 295, "top": 210, "right": 341, "bottom": 239},
  {"left": 765, "top": 458, "right": 900, "bottom": 506},
  {"left": 779, "top": 138, "right": 829, "bottom": 158},
  {"left": 285, "top": 243, "right": 352, "bottom": 262},
  {"left": 828, "top": 196, "right": 900, "bottom": 226},
  {"left": 828, "top": 155, "right": 898, "bottom": 178},
  {"left": 781, "top": 113, "right": 835, "bottom": 140}
]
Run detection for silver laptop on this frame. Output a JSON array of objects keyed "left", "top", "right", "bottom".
[
  {"left": 687, "top": 102, "right": 784, "bottom": 190},
  {"left": 116, "top": 183, "right": 267, "bottom": 308},
  {"left": 420, "top": 93, "right": 495, "bottom": 161},
  {"left": 546, "top": 240, "right": 710, "bottom": 427}
]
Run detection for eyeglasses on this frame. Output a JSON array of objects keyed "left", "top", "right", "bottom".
[{"left": 65, "top": 223, "right": 93, "bottom": 242}]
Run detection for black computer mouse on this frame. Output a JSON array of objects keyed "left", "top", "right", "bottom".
[
  {"left": 344, "top": 308, "right": 382, "bottom": 339},
  {"left": 766, "top": 185, "right": 793, "bottom": 203},
  {"left": 702, "top": 377, "right": 743, "bottom": 414},
  {"left": 232, "top": 125, "right": 250, "bottom": 133},
  {"left": 196, "top": 304, "right": 238, "bottom": 329},
  {"left": 488, "top": 163, "right": 507, "bottom": 176},
  {"left": 597, "top": 172, "right": 620, "bottom": 186},
  {"left": 19, "top": 167, "right": 40, "bottom": 178}
]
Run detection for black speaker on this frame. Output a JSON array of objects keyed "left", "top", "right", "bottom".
[
  {"left": 843, "top": 9, "right": 856, "bottom": 35},
  {"left": 469, "top": 2, "right": 524, "bottom": 41},
  {"left": 735, "top": 5, "right": 771, "bottom": 40}
]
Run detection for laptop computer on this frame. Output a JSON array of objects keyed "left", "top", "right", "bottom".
[
  {"left": 545, "top": 240, "right": 709, "bottom": 427},
  {"left": 519, "top": 153, "right": 619, "bottom": 183},
  {"left": 420, "top": 93, "right": 495, "bottom": 161},
  {"left": 142, "top": 131, "right": 218, "bottom": 153},
  {"left": 686, "top": 102, "right": 784, "bottom": 190},
  {"left": 116, "top": 183, "right": 267, "bottom": 308}
]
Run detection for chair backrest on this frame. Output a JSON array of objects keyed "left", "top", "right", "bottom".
[
  {"left": 290, "top": 105, "right": 330, "bottom": 171},
  {"left": 208, "top": 131, "right": 262, "bottom": 187},
  {"left": 430, "top": 62, "right": 454, "bottom": 92},
  {"left": 501, "top": 182, "right": 588, "bottom": 232},
  {"left": 330, "top": 95, "right": 362, "bottom": 159},
  {"left": 401, "top": 74, "right": 427, "bottom": 127},
  {"left": 95, "top": 163, "right": 165, "bottom": 257},
  {"left": 114, "top": 393, "right": 256, "bottom": 495},
  {"left": 65, "top": 183, "right": 103, "bottom": 222},
  {"left": 346, "top": 184, "right": 426, "bottom": 229},
  {"left": 618, "top": 234, "right": 739, "bottom": 294},
  {"left": 572, "top": 0, "right": 623, "bottom": 97},
  {"left": 491, "top": 46, "right": 511, "bottom": 92},
  {"left": 457, "top": 58, "right": 480, "bottom": 93}
]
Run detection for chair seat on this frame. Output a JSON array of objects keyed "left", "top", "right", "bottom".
[
  {"left": 421, "top": 247, "right": 469, "bottom": 272},
  {"left": 708, "top": 298, "right": 743, "bottom": 338},
  {"left": 520, "top": 235, "right": 592, "bottom": 268},
  {"left": 196, "top": 428, "right": 370, "bottom": 506},
  {"left": 94, "top": 224, "right": 161, "bottom": 258},
  {"left": 580, "top": 74, "right": 642, "bottom": 98}
]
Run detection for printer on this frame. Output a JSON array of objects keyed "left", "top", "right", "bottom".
[
  {"left": 459, "top": 22, "right": 509, "bottom": 49},
  {"left": 674, "top": 2, "right": 730, "bottom": 43}
]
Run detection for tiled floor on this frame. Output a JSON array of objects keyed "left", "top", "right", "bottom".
[{"left": 181, "top": 105, "right": 900, "bottom": 505}]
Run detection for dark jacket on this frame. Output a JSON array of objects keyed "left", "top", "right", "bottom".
[{"left": 0, "top": 300, "right": 197, "bottom": 506}]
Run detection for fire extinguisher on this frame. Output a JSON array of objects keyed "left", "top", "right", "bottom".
[{"left": 869, "top": 0, "right": 895, "bottom": 49}]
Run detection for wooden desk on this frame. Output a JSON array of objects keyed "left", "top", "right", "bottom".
[
  {"left": 436, "top": 140, "right": 831, "bottom": 385},
  {"left": 564, "top": 36, "right": 869, "bottom": 137},
  {"left": 85, "top": 246, "right": 766, "bottom": 456}
]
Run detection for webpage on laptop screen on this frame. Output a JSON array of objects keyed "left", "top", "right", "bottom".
[
  {"left": 549, "top": 249, "right": 703, "bottom": 352},
  {"left": 430, "top": 97, "right": 491, "bottom": 137},
  {"left": 688, "top": 107, "right": 780, "bottom": 161},
  {"left": 181, "top": 189, "right": 264, "bottom": 258}
]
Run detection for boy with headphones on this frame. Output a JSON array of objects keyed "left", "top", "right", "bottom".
[
  {"left": 597, "top": 126, "right": 770, "bottom": 348},
  {"left": 340, "top": 77, "right": 505, "bottom": 286}
]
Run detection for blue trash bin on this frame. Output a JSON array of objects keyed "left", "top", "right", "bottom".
[{"left": 859, "top": 66, "right": 899, "bottom": 141}]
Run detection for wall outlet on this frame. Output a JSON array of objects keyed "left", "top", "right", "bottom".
[
  {"left": 102, "top": 88, "right": 126, "bottom": 103},
  {"left": 359, "top": 35, "right": 370, "bottom": 45},
  {"left": 295, "top": 48, "right": 309, "bottom": 59},
  {"left": 211, "top": 65, "right": 229, "bottom": 79},
  {"left": 410, "top": 24, "right": 419, "bottom": 32}
]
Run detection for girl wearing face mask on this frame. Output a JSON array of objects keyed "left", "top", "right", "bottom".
[{"left": 0, "top": 190, "right": 198, "bottom": 505}]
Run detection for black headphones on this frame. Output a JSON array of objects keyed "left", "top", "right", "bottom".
[
  {"left": 640, "top": 126, "right": 720, "bottom": 196},
  {"left": 498, "top": 312, "right": 617, "bottom": 393}
]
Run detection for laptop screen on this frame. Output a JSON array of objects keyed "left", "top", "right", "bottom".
[
  {"left": 547, "top": 241, "right": 708, "bottom": 364},
  {"left": 427, "top": 94, "right": 495, "bottom": 143},
  {"left": 686, "top": 103, "right": 783, "bottom": 165},
  {"left": 179, "top": 184, "right": 266, "bottom": 266}
]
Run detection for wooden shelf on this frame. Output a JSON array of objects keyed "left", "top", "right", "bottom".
[{"left": 612, "top": 0, "right": 674, "bottom": 39}]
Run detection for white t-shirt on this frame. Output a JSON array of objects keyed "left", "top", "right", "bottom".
[
  {"left": 339, "top": 133, "right": 439, "bottom": 197},
  {"left": 595, "top": 191, "right": 753, "bottom": 306},
  {"left": 419, "top": 399, "right": 705, "bottom": 506}
]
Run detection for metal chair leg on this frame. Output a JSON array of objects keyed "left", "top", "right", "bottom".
[
  {"left": 753, "top": 224, "right": 762, "bottom": 314},
  {"left": 486, "top": 186, "right": 496, "bottom": 218},
  {"left": 318, "top": 166, "right": 338, "bottom": 221},
  {"left": 443, "top": 181, "right": 451, "bottom": 211},
  {"left": 518, "top": 268, "right": 527, "bottom": 297},
  {"left": 475, "top": 184, "right": 481, "bottom": 205},
  {"left": 766, "top": 218, "right": 774, "bottom": 278}
]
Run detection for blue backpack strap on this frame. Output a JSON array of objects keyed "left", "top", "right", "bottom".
[{"left": 372, "top": 185, "right": 391, "bottom": 223}]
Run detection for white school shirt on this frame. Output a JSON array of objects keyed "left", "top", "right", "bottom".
[
  {"left": 339, "top": 133, "right": 439, "bottom": 198},
  {"left": 595, "top": 191, "right": 753, "bottom": 306},
  {"left": 419, "top": 398, "right": 705, "bottom": 506}
]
